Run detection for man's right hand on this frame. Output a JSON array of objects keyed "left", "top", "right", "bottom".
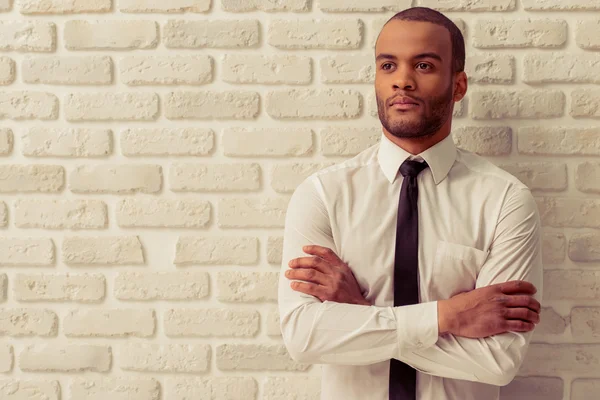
[{"left": 437, "top": 280, "right": 541, "bottom": 338}]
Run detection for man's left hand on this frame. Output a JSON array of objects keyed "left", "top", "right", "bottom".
[{"left": 285, "top": 245, "right": 370, "bottom": 306}]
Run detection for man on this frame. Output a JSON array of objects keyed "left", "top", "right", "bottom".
[{"left": 278, "top": 6, "right": 542, "bottom": 400}]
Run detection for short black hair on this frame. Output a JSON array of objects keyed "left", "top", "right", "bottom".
[{"left": 380, "top": 7, "right": 465, "bottom": 74}]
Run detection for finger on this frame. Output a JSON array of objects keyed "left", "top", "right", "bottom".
[
  {"left": 499, "top": 280, "right": 536, "bottom": 295},
  {"left": 503, "top": 319, "right": 535, "bottom": 332},
  {"left": 289, "top": 256, "right": 331, "bottom": 274},
  {"left": 286, "top": 267, "right": 329, "bottom": 286},
  {"left": 503, "top": 308, "right": 540, "bottom": 324},
  {"left": 290, "top": 281, "right": 324, "bottom": 301},
  {"left": 302, "top": 245, "right": 343, "bottom": 265},
  {"left": 503, "top": 295, "right": 541, "bottom": 313}
]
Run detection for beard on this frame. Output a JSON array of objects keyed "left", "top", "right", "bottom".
[{"left": 376, "top": 82, "right": 454, "bottom": 139}]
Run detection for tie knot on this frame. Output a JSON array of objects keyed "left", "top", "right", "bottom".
[{"left": 399, "top": 159, "right": 428, "bottom": 178}]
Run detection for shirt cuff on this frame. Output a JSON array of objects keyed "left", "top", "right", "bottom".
[{"left": 393, "top": 301, "right": 439, "bottom": 353}]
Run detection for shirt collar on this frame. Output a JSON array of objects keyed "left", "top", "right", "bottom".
[{"left": 377, "top": 130, "right": 457, "bottom": 185}]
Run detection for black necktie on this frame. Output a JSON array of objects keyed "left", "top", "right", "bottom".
[{"left": 389, "top": 159, "right": 429, "bottom": 400}]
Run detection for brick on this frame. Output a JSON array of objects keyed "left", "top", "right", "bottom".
[
  {"left": 164, "top": 20, "right": 259, "bottom": 48},
  {"left": 267, "top": 236, "right": 283, "bottom": 266},
  {"left": 166, "top": 377, "right": 257, "bottom": 400},
  {"left": 500, "top": 377, "right": 563, "bottom": 400},
  {"left": 544, "top": 270, "right": 600, "bottom": 300},
  {"left": 0, "top": 21, "right": 55, "bottom": 52},
  {"left": 0, "top": 0, "right": 9, "bottom": 11},
  {"left": 453, "top": 126, "right": 511, "bottom": 156},
  {"left": 117, "top": 198, "right": 211, "bottom": 228},
  {"left": 499, "top": 162, "right": 567, "bottom": 191},
  {"left": 14, "top": 199, "right": 107, "bottom": 229},
  {"left": 64, "top": 309, "right": 155, "bottom": 337},
  {"left": 22, "top": 128, "right": 112, "bottom": 157},
  {"left": 63, "top": 236, "right": 144, "bottom": 266},
  {"left": 0, "top": 128, "right": 12, "bottom": 155},
  {"left": 217, "top": 271, "right": 278, "bottom": 302},
  {"left": 417, "top": 0, "right": 514, "bottom": 10},
  {"left": 0, "top": 309, "right": 57, "bottom": 336},
  {"left": 0, "top": 345, "right": 12, "bottom": 372},
  {"left": 120, "top": 0, "right": 211, "bottom": 12},
  {"left": 271, "top": 163, "right": 334, "bottom": 193},
  {"left": 518, "top": 127, "right": 600, "bottom": 156},
  {"left": 223, "top": 128, "right": 312, "bottom": 157},
  {"left": 371, "top": 18, "right": 465, "bottom": 48},
  {"left": 0, "top": 56, "right": 15, "bottom": 84},
  {"left": 470, "top": 90, "right": 564, "bottom": 119},
  {"left": 23, "top": 55, "right": 111, "bottom": 84},
  {"left": 520, "top": 344, "right": 600, "bottom": 376},
  {"left": 572, "top": 379, "right": 600, "bottom": 400},
  {"left": 120, "top": 56, "right": 212, "bottom": 85},
  {"left": 0, "top": 381, "right": 59, "bottom": 400},
  {"left": 222, "top": 54, "right": 311, "bottom": 85},
  {"left": 576, "top": 162, "right": 600, "bottom": 193},
  {"left": 533, "top": 307, "right": 568, "bottom": 337},
  {"left": 321, "top": 127, "right": 380, "bottom": 156},
  {"left": 269, "top": 19, "right": 362, "bottom": 49},
  {"left": 576, "top": 20, "right": 600, "bottom": 50},
  {"left": 524, "top": 0, "right": 600, "bottom": 10},
  {"left": 0, "top": 202, "right": 6, "bottom": 227},
  {"left": 64, "top": 20, "right": 158, "bottom": 50},
  {"left": 0, "top": 91, "right": 57, "bottom": 120},
  {"left": 70, "top": 164, "right": 161, "bottom": 193},
  {"left": 320, "top": 0, "right": 407, "bottom": 11},
  {"left": 266, "top": 307, "right": 281, "bottom": 337},
  {"left": 218, "top": 198, "right": 288, "bottom": 228},
  {"left": 321, "top": 55, "right": 374, "bottom": 83},
  {"left": 264, "top": 377, "right": 321, "bottom": 400},
  {"left": 169, "top": 163, "right": 261, "bottom": 192},
  {"left": 474, "top": 19, "right": 567, "bottom": 48},
  {"left": 267, "top": 89, "right": 361, "bottom": 119},
  {"left": 572, "top": 308, "right": 600, "bottom": 341},
  {"left": 19, "top": 0, "right": 111, "bottom": 13},
  {"left": 0, "top": 274, "right": 6, "bottom": 300},
  {"left": 571, "top": 88, "right": 600, "bottom": 118},
  {"left": 0, "top": 238, "right": 54, "bottom": 266},
  {"left": 121, "top": 128, "right": 214, "bottom": 156},
  {"left": 569, "top": 233, "right": 600, "bottom": 262},
  {"left": 120, "top": 343, "right": 210, "bottom": 372},
  {"left": 536, "top": 198, "right": 600, "bottom": 228},
  {"left": 523, "top": 53, "right": 600, "bottom": 84},
  {"left": 115, "top": 271, "right": 209, "bottom": 301},
  {"left": 20, "top": 344, "right": 110, "bottom": 372},
  {"left": 0, "top": 164, "right": 64, "bottom": 193},
  {"left": 465, "top": 54, "right": 514, "bottom": 84},
  {"left": 69, "top": 378, "right": 160, "bottom": 400},
  {"left": 165, "top": 91, "right": 259, "bottom": 120},
  {"left": 174, "top": 236, "right": 258, "bottom": 266},
  {"left": 65, "top": 92, "right": 158, "bottom": 121},
  {"left": 15, "top": 273, "right": 105, "bottom": 302},
  {"left": 217, "top": 344, "right": 309, "bottom": 371},
  {"left": 165, "top": 309, "right": 259, "bottom": 337},
  {"left": 542, "top": 232, "right": 565, "bottom": 264}
]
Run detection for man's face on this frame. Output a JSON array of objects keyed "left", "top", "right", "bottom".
[{"left": 375, "top": 20, "right": 457, "bottom": 139}]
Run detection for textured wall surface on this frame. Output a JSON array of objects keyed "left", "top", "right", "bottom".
[{"left": 0, "top": 0, "right": 598, "bottom": 399}]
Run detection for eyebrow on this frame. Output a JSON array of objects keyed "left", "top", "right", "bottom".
[{"left": 375, "top": 52, "right": 443, "bottom": 63}]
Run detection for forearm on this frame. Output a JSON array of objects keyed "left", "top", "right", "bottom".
[{"left": 280, "top": 298, "right": 439, "bottom": 365}]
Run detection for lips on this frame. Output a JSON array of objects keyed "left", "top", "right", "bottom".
[{"left": 389, "top": 96, "right": 419, "bottom": 107}]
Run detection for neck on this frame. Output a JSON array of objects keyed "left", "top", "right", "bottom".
[{"left": 382, "top": 117, "right": 453, "bottom": 155}]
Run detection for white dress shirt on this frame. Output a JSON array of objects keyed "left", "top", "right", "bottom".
[{"left": 278, "top": 129, "right": 543, "bottom": 400}]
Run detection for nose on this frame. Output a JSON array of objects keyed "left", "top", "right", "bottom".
[{"left": 392, "top": 66, "right": 415, "bottom": 90}]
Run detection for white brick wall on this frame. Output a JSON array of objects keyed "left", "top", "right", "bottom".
[{"left": 0, "top": 1, "right": 597, "bottom": 399}]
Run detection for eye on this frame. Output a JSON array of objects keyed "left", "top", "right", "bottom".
[
  {"left": 416, "top": 63, "right": 432, "bottom": 70},
  {"left": 381, "top": 62, "right": 394, "bottom": 71}
]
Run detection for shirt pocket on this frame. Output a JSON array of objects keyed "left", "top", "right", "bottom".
[{"left": 431, "top": 240, "right": 489, "bottom": 298}]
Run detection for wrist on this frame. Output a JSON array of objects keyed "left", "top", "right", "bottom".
[{"left": 437, "top": 300, "right": 454, "bottom": 336}]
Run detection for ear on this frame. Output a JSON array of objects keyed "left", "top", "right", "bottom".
[{"left": 452, "top": 71, "right": 468, "bottom": 102}]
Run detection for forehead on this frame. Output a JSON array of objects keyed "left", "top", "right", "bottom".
[{"left": 375, "top": 20, "right": 451, "bottom": 60}]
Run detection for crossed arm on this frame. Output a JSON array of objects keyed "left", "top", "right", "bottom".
[{"left": 278, "top": 177, "right": 543, "bottom": 386}]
